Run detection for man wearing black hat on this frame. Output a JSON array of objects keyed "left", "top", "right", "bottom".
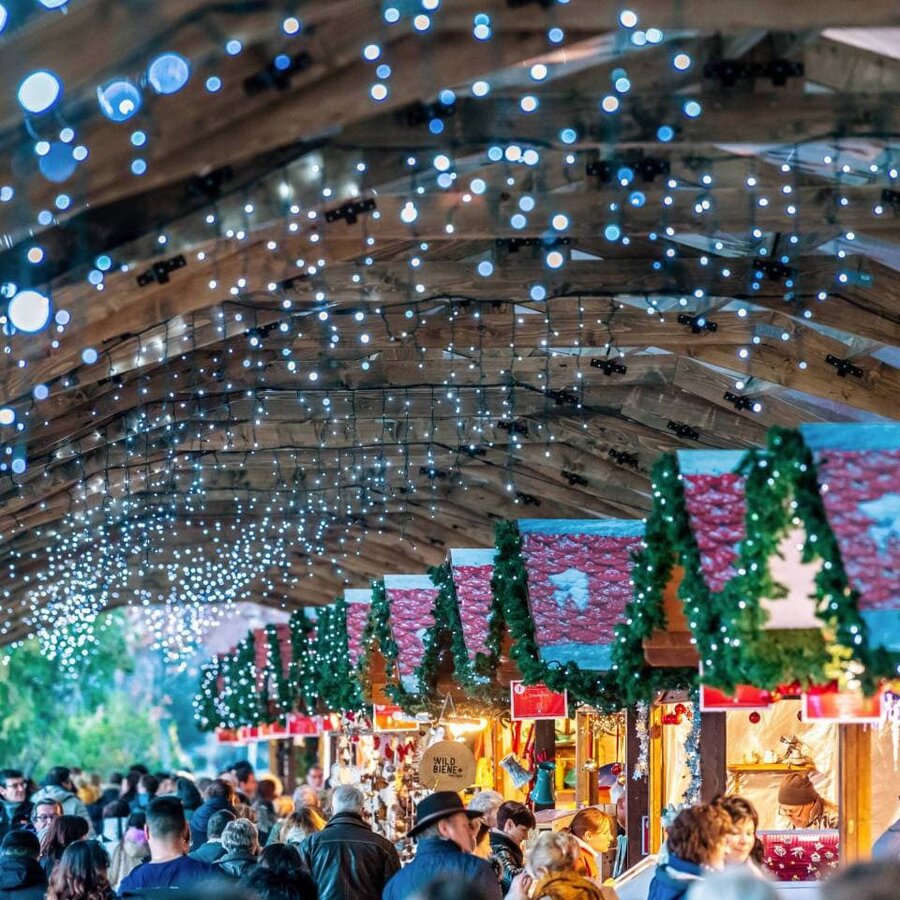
[
  {"left": 778, "top": 773, "right": 838, "bottom": 829},
  {"left": 383, "top": 792, "right": 502, "bottom": 900}
]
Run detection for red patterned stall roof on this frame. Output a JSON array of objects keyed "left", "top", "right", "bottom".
[
  {"left": 448, "top": 548, "right": 495, "bottom": 661},
  {"left": 801, "top": 424, "right": 900, "bottom": 652},
  {"left": 344, "top": 589, "right": 372, "bottom": 668},
  {"left": 676, "top": 450, "right": 747, "bottom": 594},
  {"left": 518, "top": 520, "right": 645, "bottom": 670},
  {"left": 383, "top": 575, "right": 438, "bottom": 691}
]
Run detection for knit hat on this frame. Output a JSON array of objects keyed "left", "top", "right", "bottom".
[{"left": 778, "top": 773, "right": 819, "bottom": 806}]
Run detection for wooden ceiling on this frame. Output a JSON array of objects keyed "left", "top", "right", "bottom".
[{"left": 0, "top": 0, "right": 898, "bottom": 643}]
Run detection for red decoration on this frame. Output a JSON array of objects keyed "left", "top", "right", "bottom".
[
  {"left": 674, "top": 703, "right": 687, "bottom": 715},
  {"left": 749, "top": 711, "right": 761, "bottom": 724},
  {"left": 611, "top": 763, "right": 623, "bottom": 776}
]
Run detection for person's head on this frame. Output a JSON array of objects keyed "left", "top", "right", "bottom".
[
  {"left": 231, "top": 762, "right": 257, "bottom": 799},
  {"left": 570, "top": 807, "right": 616, "bottom": 854},
  {"left": 0, "top": 769, "right": 28, "bottom": 805},
  {"left": 256, "top": 779, "right": 277, "bottom": 804},
  {"left": 205, "top": 778, "right": 236, "bottom": 806},
  {"left": 496, "top": 801, "right": 535, "bottom": 848},
  {"left": 138, "top": 774, "right": 159, "bottom": 797},
  {"left": 528, "top": 831, "right": 581, "bottom": 879},
  {"left": 47, "top": 840, "right": 111, "bottom": 900},
  {"left": 331, "top": 785, "right": 365, "bottom": 817},
  {"left": 176, "top": 777, "right": 202, "bottom": 810},
  {"left": 467, "top": 791, "right": 504, "bottom": 829},
  {"left": 291, "top": 784, "right": 320, "bottom": 811},
  {"left": 120, "top": 771, "right": 140, "bottom": 800},
  {"left": 688, "top": 869, "right": 778, "bottom": 900},
  {"left": 129, "top": 765, "right": 149, "bottom": 777},
  {"left": 280, "top": 808, "right": 326, "bottom": 844},
  {"left": 125, "top": 811, "right": 147, "bottom": 840},
  {"left": 1, "top": 829, "right": 41, "bottom": 860},
  {"left": 822, "top": 861, "right": 900, "bottom": 900},
  {"left": 102, "top": 799, "right": 130, "bottom": 820},
  {"left": 220, "top": 818, "right": 259, "bottom": 856},
  {"left": 777, "top": 774, "right": 823, "bottom": 828},
  {"left": 257, "top": 843, "right": 304, "bottom": 878},
  {"left": 41, "top": 814, "right": 90, "bottom": 863},
  {"left": 241, "top": 867, "right": 312, "bottom": 900},
  {"left": 411, "top": 792, "right": 481, "bottom": 853},
  {"left": 108, "top": 773, "right": 123, "bottom": 788},
  {"left": 305, "top": 766, "right": 324, "bottom": 791},
  {"left": 666, "top": 805, "right": 733, "bottom": 871},
  {"left": 145, "top": 797, "right": 189, "bottom": 856},
  {"left": 43, "top": 767, "right": 73, "bottom": 791},
  {"left": 414, "top": 877, "right": 495, "bottom": 900},
  {"left": 712, "top": 795, "right": 759, "bottom": 865},
  {"left": 32, "top": 800, "right": 63, "bottom": 837},
  {"left": 207, "top": 809, "right": 237, "bottom": 842}
]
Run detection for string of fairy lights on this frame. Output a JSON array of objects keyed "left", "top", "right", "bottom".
[{"left": 0, "top": 0, "right": 894, "bottom": 662}]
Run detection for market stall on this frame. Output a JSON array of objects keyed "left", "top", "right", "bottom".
[{"left": 614, "top": 424, "right": 900, "bottom": 879}]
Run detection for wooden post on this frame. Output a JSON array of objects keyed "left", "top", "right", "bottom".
[
  {"left": 699, "top": 712, "right": 727, "bottom": 802},
  {"left": 839, "top": 724, "right": 872, "bottom": 864},
  {"left": 575, "top": 711, "right": 597, "bottom": 807},
  {"left": 625, "top": 707, "right": 650, "bottom": 867},
  {"left": 534, "top": 719, "right": 556, "bottom": 811},
  {"left": 649, "top": 704, "right": 664, "bottom": 853}
]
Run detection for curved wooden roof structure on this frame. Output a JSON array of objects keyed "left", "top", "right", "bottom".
[{"left": 0, "top": 0, "right": 898, "bottom": 644}]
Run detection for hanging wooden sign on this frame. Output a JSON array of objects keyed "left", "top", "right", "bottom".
[{"left": 419, "top": 740, "right": 476, "bottom": 790}]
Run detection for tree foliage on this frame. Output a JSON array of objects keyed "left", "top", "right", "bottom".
[{"left": 0, "top": 613, "right": 163, "bottom": 774}]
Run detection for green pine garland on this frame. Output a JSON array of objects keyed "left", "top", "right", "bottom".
[
  {"left": 193, "top": 658, "right": 222, "bottom": 731},
  {"left": 713, "top": 428, "right": 898, "bottom": 692},
  {"left": 288, "top": 610, "right": 319, "bottom": 714},
  {"left": 265, "top": 624, "right": 293, "bottom": 715},
  {"left": 414, "top": 563, "right": 508, "bottom": 712},
  {"left": 315, "top": 599, "right": 365, "bottom": 712},
  {"left": 492, "top": 520, "right": 624, "bottom": 712}
]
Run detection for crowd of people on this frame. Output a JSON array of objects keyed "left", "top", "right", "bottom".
[{"left": 0, "top": 764, "right": 897, "bottom": 900}]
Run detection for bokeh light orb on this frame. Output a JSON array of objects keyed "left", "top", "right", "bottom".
[
  {"left": 8, "top": 288, "right": 51, "bottom": 333},
  {"left": 38, "top": 142, "right": 77, "bottom": 182},
  {"left": 18, "top": 70, "right": 62, "bottom": 114},
  {"left": 97, "top": 79, "right": 141, "bottom": 121},
  {"left": 147, "top": 53, "right": 190, "bottom": 95}
]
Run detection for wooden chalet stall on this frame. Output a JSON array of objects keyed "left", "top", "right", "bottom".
[
  {"left": 492, "top": 517, "right": 645, "bottom": 863},
  {"left": 616, "top": 424, "right": 900, "bottom": 885}
]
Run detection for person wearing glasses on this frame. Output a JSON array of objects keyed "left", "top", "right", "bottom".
[
  {"left": 30, "top": 801, "right": 63, "bottom": 840},
  {"left": 0, "top": 771, "right": 33, "bottom": 840},
  {"left": 777, "top": 774, "right": 838, "bottom": 830}
]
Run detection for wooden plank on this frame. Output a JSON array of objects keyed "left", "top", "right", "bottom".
[
  {"left": 699, "top": 712, "right": 727, "bottom": 802},
  {"left": 839, "top": 723, "right": 872, "bottom": 863}
]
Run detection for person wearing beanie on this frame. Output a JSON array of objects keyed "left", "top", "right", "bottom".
[{"left": 777, "top": 774, "right": 837, "bottom": 829}]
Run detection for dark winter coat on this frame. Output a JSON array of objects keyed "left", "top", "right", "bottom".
[
  {"left": 382, "top": 838, "right": 502, "bottom": 900},
  {"left": 489, "top": 831, "right": 524, "bottom": 895},
  {"left": 296, "top": 811, "right": 399, "bottom": 900},
  {"left": 0, "top": 804, "right": 33, "bottom": 842},
  {"left": 189, "top": 798, "right": 235, "bottom": 850},
  {"left": 647, "top": 854, "right": 705, "bottom": 900},
  {"left": 216, "top": 850, "right": 257, "bottom": 880},
  {"left": 189, "top": 842, "right": 226, "bottom": 864},
  {"left": 0, "top": 855, "right": 48, "bottom": 900}
]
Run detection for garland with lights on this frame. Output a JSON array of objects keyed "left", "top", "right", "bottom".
[
  {"left": 611, "top": 456, "right": 705, "bottom": 705},
  {"left": 492, "top": 520, "right": 623, "bottom": 712},
  {"left": 713, "top": 427, "right": 898, "bottom": 693},
  {"left": 287, "top": 609, "right": 320, "bottom": 714},
  {"left": 193, "top": 658, "right": 222, "bottom": 732},
  {"left": 315, "top": 599, "right": 365, "bottom": 713},
  {"left": 415, "top": 562, "right": 507, "bottom": 711},
  {"left": 264, "top": 624, "right": 293, "bottom": 715},
  {"left": 683, "top": 691, "right": 702, "bottom": 805}
]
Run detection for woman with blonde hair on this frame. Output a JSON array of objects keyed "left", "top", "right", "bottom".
[
  {"left": 279, "top": 807, "right": 326, "bottom": 845},
  {"left": 523, "top": 831, "right": 614, "bottom": 900}
]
